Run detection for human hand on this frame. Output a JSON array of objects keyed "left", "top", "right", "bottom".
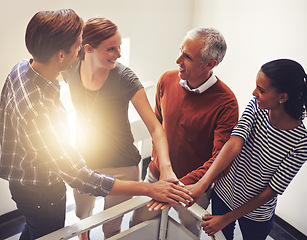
[
  {"left": 201, "top": 214, "right": 228, "bottom": 236},
  {"left": 147, "top": 181, "right": 188, "bottom": 211},
  {"left": 147, "top": 199, "right": 169, "bottom": 211},
  {"left": 184, "top": 183, "right": 208, "bottom": 208},
  {"left": 148, "top": 180, "right": 193, "bottom": 208}
]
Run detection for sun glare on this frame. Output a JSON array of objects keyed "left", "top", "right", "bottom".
[{"left": 59, "top": 38, "right": 131, "bottom": 146}]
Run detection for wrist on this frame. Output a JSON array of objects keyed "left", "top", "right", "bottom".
[
  {"left": 224, "top": 211, "right": 236, "bottom": 225},
  {"left": 160, "top": 163, "right": 173, "bottom": 175},
  {"left": 142, "top": 182, "right": 152, "bottom": 197},
  {"left": 195, "top": 178, "right": 209, "bottom": 190},
  {"left": 159, "top": 161, "right": 172, "bottom": 169},
  {"left": 160, "top": 166, "right": 177, "bottom": 181}
]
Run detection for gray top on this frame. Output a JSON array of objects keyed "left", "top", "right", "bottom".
[{"left": 62, "top": 60, "right": 143, "bottom": 169}]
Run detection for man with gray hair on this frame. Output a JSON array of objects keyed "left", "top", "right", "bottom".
[{"left": 130, "top": 28, "right": 238, "bottom": 237}]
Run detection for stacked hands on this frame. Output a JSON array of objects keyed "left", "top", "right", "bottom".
[
  {"left": 147, "top": 181, "right": 220, "bottom": 236},
  {"left": 147, "top": 181, "right": 192, "bottom": 211},
  {"left": 147, "top": 180, "right": 194, "bottom": 210}
]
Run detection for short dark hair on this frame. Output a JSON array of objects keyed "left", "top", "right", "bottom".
[
  {"left": 25, "top": 9, "right": 83, "bottom": 63},
  {"left": 261, "top": 59, "right": 307, "bottom": 120},
  {"left": 78, "top": 17, "right": 118, "bottom": 60}
]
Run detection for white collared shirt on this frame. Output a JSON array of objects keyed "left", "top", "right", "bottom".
[{"left": 179, "top": 72, "right": 217, "bottom": 94}]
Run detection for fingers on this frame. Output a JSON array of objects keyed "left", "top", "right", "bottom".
[
  {"left": 147, "top": 199, "right": 157, "bottom": 209},
  {"left": 147, "top": 200, "right": 169, "bottom": 211},
  {"left": 159, "top": 202, "right": 170, "bottom": 210},
  {"left": 164, "top": 179, "right": 179, "bottom": 184},
  {"left": 202, "top": 214, "right": 213, "bottom": 221},
  {"left": 204, "top": 228, "right": 216, "bottom": 236},
  {"left": 201, "top": 214, "right": 211, "bottom": 230},
  {"left": 172, "top": 182, "right": 190, "bottom": 193},
  {"left": 166, "top": 187, "right": 193, "bottom": 206},
  {"left": 150, "top": 180, "right": 193, "bottom": 206},
  {"left": 185, "top": 199, "right": 195, "bottom": 208},
  {"left": 202, "top": 225, "right": 217, "bottom": 236},
  {"left": 147, "top": 199, "right": 160, "bottom": 211},
  {"left": 201, "top": 214, "right": 217, "bottom": 236}
]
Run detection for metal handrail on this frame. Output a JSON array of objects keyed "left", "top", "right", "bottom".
[{"left": 37, "top": 196, "right": 225, "bottom": 240}]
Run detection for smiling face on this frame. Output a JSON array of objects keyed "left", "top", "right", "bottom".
[
  {"left": 90, "top": 31, "right": 122, "bottom": 69},
  {"left": 176, "top": 36, "right": 214, "bottom": 89},
  {"left": 176, "top": 37, "right": 204, "bottom": 83},
  {"left": 252, "top": 70, "right": 284, "bottom": 110}
]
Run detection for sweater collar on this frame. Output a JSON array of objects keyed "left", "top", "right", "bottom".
[{"left": 179, "top": 71, "right": 217, "bottom": 94}]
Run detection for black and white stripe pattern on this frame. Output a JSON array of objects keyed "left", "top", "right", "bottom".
[{"left": 215, "top": 97, "right": 307, "bottom": 221}]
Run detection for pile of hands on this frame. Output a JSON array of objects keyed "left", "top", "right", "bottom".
[
  {"left": 147, "top": 180, "right": 196, "bottom": 211},
  {"left": 147, "top": 178, "right": 222, "bottom": 237}
]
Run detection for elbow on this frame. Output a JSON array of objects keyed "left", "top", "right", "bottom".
[
  {"left": 228, "top": 136, "right": 244, "bottom": 156},
  {"left": 267, "top": 186, "right": 278, "bottom": 198}
]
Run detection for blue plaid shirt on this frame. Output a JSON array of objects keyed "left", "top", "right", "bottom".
[{"left": 0, "top": 59, "right": 114, "bottom": 197}]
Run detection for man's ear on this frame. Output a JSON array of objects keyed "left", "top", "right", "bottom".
[
  {"left": 203, "top": 59, "right": 217, "bottom": 70},
  {"left": 57, "top": 50, "right": 65, "bottom": 63}
]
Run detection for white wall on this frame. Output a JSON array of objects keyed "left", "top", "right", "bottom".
[
  {"left": 0, "top": 0, "right": 195, "bottom": 88},
  {"left": 193, "top": 0, "right": 307, "bottom": 114},
  {"left": 193, "top": 0, "right": 307, "bottom": 235},
  {"left": 0, "top": 0, "right": 195, "bottom": 215},
  {"left": 1, "top": 0, "right": 307, "bottom": 235}
]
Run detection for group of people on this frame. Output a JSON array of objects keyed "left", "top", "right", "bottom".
[{"left": 0, "top": 8, "right": 306, "bottom": 240}]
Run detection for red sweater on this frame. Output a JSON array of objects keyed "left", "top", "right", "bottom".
[{"left": 148, "top": 70, "right": 239, "bottom": 185}]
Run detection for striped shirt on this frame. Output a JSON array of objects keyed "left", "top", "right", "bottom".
[
  {"left": 214, "top": 97, "right": 307, "bottom": 221},
  {"left": 0, "top": 59, "right": 114, "bottom": 196}
]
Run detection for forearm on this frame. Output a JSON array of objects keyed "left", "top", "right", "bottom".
[
  {"left": 202, "top": 186, "right": 277, "bottom": 236},
  {"left": 109, "top": 179, "right": 193, "bottom": 206},
  {"left": 147, "top": 111, "right": 175, "bottom": 180},
  {"left": 223, "top": 186, "right": 277, "bottom": 224},
  {"left": 109, "top": 179, "right": 150, "bottom": 196},
  {"left": 132, "top": 89, "right": 175, "bottom": 180},
  {"left": 194, "top": 136, "right": 243, "bottom": 191},
  {"left": 151, "top": 126, "right": 174, "bottom": 174}
]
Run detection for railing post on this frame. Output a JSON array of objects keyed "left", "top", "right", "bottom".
[{"left": 158, "top": 206, "right": 170, "bottom": 240}]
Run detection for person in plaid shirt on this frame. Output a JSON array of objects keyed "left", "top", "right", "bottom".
[{"left": 0, "top": 9, "right": 192, "bottom": 240}]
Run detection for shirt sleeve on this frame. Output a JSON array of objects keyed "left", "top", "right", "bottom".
[
  {"left": 24, "top": 107, "right": 114, "bottom": 197},
  {"left": 180, "top": 96, "right": 239, "bottom": 185},
  {"left": 231, "top": 97, "right": 257, "bottom": 141},
  {"left": 120, "top": 66, "right": 143, "bottom": 101},
  {"left": 269, "top": 138, "right": 307, "bottom": 195}
]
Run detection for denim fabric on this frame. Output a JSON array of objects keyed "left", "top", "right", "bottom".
[{"left": 9, "top": 182, "right": 66, "bottom": 240}]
